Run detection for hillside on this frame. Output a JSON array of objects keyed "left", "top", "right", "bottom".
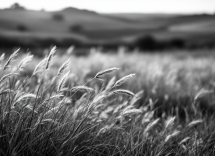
[{"left": 0, "top": 7, "right": 215, "bottom": 47}]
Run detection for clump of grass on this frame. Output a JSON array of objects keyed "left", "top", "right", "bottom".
[{"left": 0, "top": 48, "right": 215, "bottom": 156}]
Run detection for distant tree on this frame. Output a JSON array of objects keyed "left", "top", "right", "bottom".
[
  {"left": 169, "top": 38, "right": 185, "bottom": 48},
  {"left": 41, "top": 8, "right": 46, "bottom": 12},
  {"left": 69, "top": 24, "right": 83, "bottom": 33},
  {"left": 17, "top": 24, "right": 28, "bottom": 32},
  {"left": 135, "top": 35, "right": 158, "bottom": 50},
  {"left": 52, "top": 13, "right": 64, "bottom": 21},
  {"left": 10, "top": 3, "right": 25, "bottom": 10}
]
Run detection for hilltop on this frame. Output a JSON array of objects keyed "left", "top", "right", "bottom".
[{"left": 0, "top": 3, "right": 215, "bottom": 48}]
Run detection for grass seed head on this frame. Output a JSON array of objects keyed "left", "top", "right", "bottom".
[
  {"left": 114, "top": 73, "right": 135, "bottom": 87},
  {"left": 18, "top": 55, "right": 34, "bottom": 71},
  {"left": 57, "top": 59, "right": 71, "bottom": 77},
  {"left": 57, "top": 71, "right": 70, "bottom": 92},
  {"left": 130, "top": 90, "right": 144, "bottom": 105},
  {"left": 113, "top": 89, "right": 134, "bottom": 97},
  {"left": 3, "top": 48, "right": 20, "bottom": 70},
  {"left": 15, "top": 93, "right": 37, "bottom": 103},
  {"left": 33, "top": 58, "right": 48, "bottom": 75},
  {"left": 0, "top": 53, "right": 5, "bottom": 63},
  {"left": 194, "top": 89, "right": 213, "bottom": 101},
  {"left": 70, "top": 86, "right": 94, "bottom": 93},
  {"left": 0, "top": 73, "right": 18, "bottom": 83},
  {"left": 105, "top": 76, "right": 116, "bottom": 91},
  {"left": 165, "top": 116, "right": 176, "bottom": 129},
  {"left": 95, "top": 67, "right": 120, "bottom": 79},
  {"left": 122, "top": 109, "right": 142, "bottom": 116},
  {"left": 46, "top": 46, "right": 56, "bottom": 69},
  {"left": 144, "top": 118, "right": 160, "bottom": 133},
  {"left": 165, "top": 130, "right": 180, "bottom": 142},
  {"left": 179, "top": 137, "right": 191, "bottom": 145},
  {"left": 187, "top": 119, "right": 203, "bottom": 128}
]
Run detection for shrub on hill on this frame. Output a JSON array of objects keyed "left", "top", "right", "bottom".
[
  {"left": 17, "top": 24, "right": 28, "bottom": 32},
  {"left": 134, "top": 35, "right": 186, "bottom": 50},
  {"left": 134, "top": 35, "right": 158, "bottom": 50},
  {"left": 69, "top": 24, "right": 83, "bottom": 33},
  {"left": 169, "top": 38, "right": 185, "bottom": 49},
  {"left": 52, "top": 13, "right": 64, "bottom": 21}
]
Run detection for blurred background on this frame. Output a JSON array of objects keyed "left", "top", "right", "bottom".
[
  {"left": 0, "top": 0, "right": 214, "bottom": 97},
  {"left": 0, "top": 0, "right": 215, "bottom": 54}
]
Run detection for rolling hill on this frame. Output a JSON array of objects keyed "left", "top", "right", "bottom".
[{"left": 0, "top": 6, "right": 215, "bottom": 48}]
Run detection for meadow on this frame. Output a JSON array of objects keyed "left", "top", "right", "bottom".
[{"left": 1, "top": 47, "right": 215, "bottom": 155}]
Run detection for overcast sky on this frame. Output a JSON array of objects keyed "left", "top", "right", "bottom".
[{"left": 1, "top": 0, "right": 215, "bottom": 14}]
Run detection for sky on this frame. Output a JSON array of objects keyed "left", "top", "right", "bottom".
[{"left": 0, "top": 0, "right": 215, "bottom": 14}]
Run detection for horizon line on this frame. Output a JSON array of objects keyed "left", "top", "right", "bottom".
[{"left": 0, "top": 3, "right": 214, "bottom": 15}]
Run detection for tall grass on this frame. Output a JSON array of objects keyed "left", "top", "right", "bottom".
[{"left": 0, "top": 48, "right": 215, "bottom": 155}]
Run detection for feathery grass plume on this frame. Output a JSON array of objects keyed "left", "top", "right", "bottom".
[
  {"left": 14, "top": 93, "right": 37, "bottom": 104},
  {"left": 0, "top": 53, "right": 5, "bottom": 70},
  {"left": 40, "top": 119, "right": 58, "bottom": 125},
  {"left": 179, "top": 137, "right": 191, "bottom": 145},
  {"left": 165, "top": 116, "right": 176, "bottom": 129},
  {"left": 44, "top": 105, "right": 61, "bottom": 117},
  {"left": 165, "top": 130, "right": 180, "bottom": 142},
  {"left": 46, "top": 46, "right": 56, "bottom": 70},
  {"left": 70, "top": 86, "right": 94, "bottom": 93},
  {"left": 134, "top": 90, "right": 144, "bottom": 98},
  {"left": 114, "top": 73, "right": 135, "bottom": 87},
  {"left": 66, "top": 45, "right": 75, "bottom": 55},
  {"left": 41, "top": 94, "right": 64, "bottom": 105},
  {"left": 113, "top": 89, "right": 134, "bottom": 96},
  {"left": 92, "top": 94, "right": 106, "bottom": 104},
  {"left": 18, "top": 55, "right": 33, "bottom": 71},
  {"left": 144, "top": 118, "right": 160, "bottom": 133},
  {"left": 103, "top": 106, "right": 114, "bottom": 114},
  {"left": 187, "top": 119, "right": 203, "bottom": 128},
  {"left": 49, "top": 94, "right": 64, "bottom": 100},
  {"left": 122, "top": 109, "right": 142, "bottom": 116},
  {"left": 97, "top": 125, "right": 113, "bottom": 136},
  {"left": 94, "top": 67, "right": 120, "bottom": 79},
  {"left": 0, "top": 53, "right": 5, "bottom": 63},
  {"left": 34, "top": 114, "right": 43, "bottom": 128},
  {"left": 113, "top": 101, "right": 128, "bottom": 114},
  {"left": 194, "top": 89, "right": 213, "bottom": 101},
  {"left": 57, "top": 71, "right": 70, "bottom": 92},
  {"left": 0, "top": 73, "right": 18, "bottom": 83},
  {"left": 88, "top": 94, "right": 106, "bottom": 110},
  {"left": 33, "top": 58, "right": 48, "bottom": 75},
  {"left": 57, "top": 59, "right": 70, "bottom": 77},
  {"left": 130, "top": 90, "right": 144, "bottom": 105},
  {"left": 105, "top": 76, "right": 116, "bottom": 91},
  {"left": 3, "top": 48, "right": 20, "bottom": 70}
]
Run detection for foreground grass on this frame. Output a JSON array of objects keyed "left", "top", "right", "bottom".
[{"left": 0, "top": 48, "right": 215, "bottom": 155}]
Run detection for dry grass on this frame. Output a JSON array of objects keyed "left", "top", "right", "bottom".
[{"left": 0, "top": 48, "right": 215, "bottom": 155}]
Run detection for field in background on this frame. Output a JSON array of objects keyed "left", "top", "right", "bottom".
[
  {"left": 1, "top": 48, "right": 215, "bottom": 155},
  {"left": 0, "top": 7, "right": 215, "bottom": 48},
  {"left": 23, "top": 49, "right": 215, "bottom": 96}
]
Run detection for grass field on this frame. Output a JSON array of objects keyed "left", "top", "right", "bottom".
[{"left": 1, "top": 47, "right": 215, "bottom": 155}]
